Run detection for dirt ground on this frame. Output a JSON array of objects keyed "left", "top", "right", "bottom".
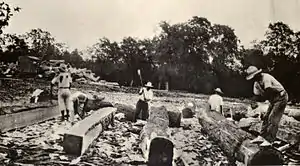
[{"left": 0, "top": 79, "right": 255, "bottom": 166}]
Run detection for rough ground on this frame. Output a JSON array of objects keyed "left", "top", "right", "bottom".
[{"left": 0, "top": 79, "right": 252, "bottom": 166}]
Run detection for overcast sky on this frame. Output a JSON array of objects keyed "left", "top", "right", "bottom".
[{"left": 3, "top": 0, "right": 300, "bottom": 51}]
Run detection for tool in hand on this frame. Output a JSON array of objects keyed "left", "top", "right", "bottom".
[
  {"left": 137, "top": 69, "right": 143, "bottom": 86},
  {"left": 50, "top": 83, "right": 53, "bottom": 104},
  {"left": 137, "top": 69, "right": 146, "bottom": 100}
]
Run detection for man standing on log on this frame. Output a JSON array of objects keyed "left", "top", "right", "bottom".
[
  {"left": 51, "top": 63, "right": 74, "bottom": 124},
  {"left": 134, "top": 82, "right": 154, "bottom": 122},
  {"left": 208, "top": 88, "right": 224, "bottom": 116},
  {"left": 246, "top": 66, "right": 288, "bottom": 146}
]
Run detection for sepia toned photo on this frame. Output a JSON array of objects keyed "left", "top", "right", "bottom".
[{"left": 0, "top": 0, "right": 300, "bottom": 165}]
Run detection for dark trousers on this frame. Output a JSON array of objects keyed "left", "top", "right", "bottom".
[
  {"left": 261, "top": 92, "right": 288, "bottom": 142},
  {"left": 134, "top": 99, "right": 149, "bottom": 122}
]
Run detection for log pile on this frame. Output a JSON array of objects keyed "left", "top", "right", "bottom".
[{"left": 198, "top": 110, "right": 284, "bottom": 165}]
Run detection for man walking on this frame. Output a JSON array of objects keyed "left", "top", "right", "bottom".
[
  {"left": 208, "top": 88, "right": 224, "bottom": 116},
  {"left": 246, "top": 66, "right": 288, "bottom": 146},
  {"left": 134, "top": 82, "right": 154, "bottom": 122},
  {"left": 51, "top": 63, "right": 74, "bottom": 124}
]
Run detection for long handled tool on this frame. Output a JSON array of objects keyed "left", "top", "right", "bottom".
[
  {"left": 137, "top": 69, "right": 143, "bottom": 86},
  {"left": 137, "top": 69, "right": 147, "bottom": 101}
]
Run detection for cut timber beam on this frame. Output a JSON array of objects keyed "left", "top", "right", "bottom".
[
  {"left": 198, "top": 110, "right": 284, "bottom": 165},
  {"left": 0, "top": 104, "right": 58, "bottom": 132},
  {"left": 63, "top": 107, "right": 116, "bottom": 156}
]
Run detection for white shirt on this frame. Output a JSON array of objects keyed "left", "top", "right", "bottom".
[
  {"left": 51, "top": 72, "right": 72, "bottom": 88},
  {"left": 253, "top": 73, "right": 285, "bottom": 96},
  {"left": 208, "top": 94, "right": 223, "bottom": 113},
  {"left": 139, "top": 87, "right": 153, "bottom": 102}
]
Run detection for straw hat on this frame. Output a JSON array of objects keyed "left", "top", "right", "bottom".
[
  {"left": 246, "top": 66, "right": 262, "bottom": 80},
  {"left": 144, "top": 82, "right": 153, "bottom": 88},
  {"left": 214, "top": 88, "right": 223, "bottom": 94},
  {"left": 59, "top": 63, "right": 67, "bottom": 72}
]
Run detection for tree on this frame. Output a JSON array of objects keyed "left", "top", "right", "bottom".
[
  {"left": 0, "top": 2, "right": 20, "bottom": 34},
  {"left": 0, "top": 33, "right": 29, "bottom": 62},
  {"left": 23, "top": 28, "right": 63, "bottom": 60}
]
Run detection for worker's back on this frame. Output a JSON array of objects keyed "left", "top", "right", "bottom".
[{"left": 51, "top": 72, "right": 72, "bottom": 88}]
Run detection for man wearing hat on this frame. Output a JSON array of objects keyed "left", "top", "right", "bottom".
[
  {"left": 208, "top": 88, "right": 224, "bottom": 116},
  {"left": 51, "top": 63, "right": 74, "bottom": 123},
  {"left": 245, "top": 66, "right": 288, "bottom": 146},
  {"left": 70, "top": 91, "right": 89, "bottom": 120},
  {"left": 133, "top": 81, "right": 154, "bottom": 122}
]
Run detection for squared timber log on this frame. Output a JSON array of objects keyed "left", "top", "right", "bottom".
[
  {"left": 63, "top": 107, "right": 116, "bottom": 156},
  {"left": 0, "top": 104, "right": 59, "bottom": 132}
]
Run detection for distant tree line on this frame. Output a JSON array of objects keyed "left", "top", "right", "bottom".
[{"left": 1, "top": 2, "right": 300, "bottom": 102}]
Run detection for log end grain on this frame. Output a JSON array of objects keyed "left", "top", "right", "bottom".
[
  {"left": 248, "top": 148, "right": 284, "bottom": 165},
  {"left": 148, "top": 137, "right": 174, "bottom": 166},
  {"left": 62, "top": 134, "right": 83, "bottom": 156},
  {"left": 238, "top": 139, "right": 284, "bottom": 165},
  {"left": 182, "top": 108, "right": 194, "bottom": 118},
  {"left": 167, "top": 111, "right": 181, "bottom": 128}
]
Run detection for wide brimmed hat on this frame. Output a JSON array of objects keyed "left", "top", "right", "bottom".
[
  {"left": 59, "top": 63, "right": 67, "bottom": 72},
  {"left": 214, "top": 88, "right": 223, "bottom": 94},
  {"left": 144, "top": 82, "right": 153, "bottom": 88},
  {"left": 246, "top": 66, "right": 262, "bottom": 80}
]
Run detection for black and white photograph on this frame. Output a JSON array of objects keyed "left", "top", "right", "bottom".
[{"left": 0, "top": 0, "right": 300, "bottom": 165}]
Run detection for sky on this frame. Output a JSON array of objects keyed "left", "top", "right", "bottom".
[{"left": 3, "top": 0, "right": 300, "bottom": 51}]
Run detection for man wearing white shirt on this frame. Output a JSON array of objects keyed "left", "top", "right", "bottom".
[
  {"left": 51, "top": 63, "right": 73, "bottom": 123},
  {"left": 134, "top": 82, "right": 154, "bottom": 122},
  {"left": 208, "top": 88, "right": 224, "bottom": 116}
]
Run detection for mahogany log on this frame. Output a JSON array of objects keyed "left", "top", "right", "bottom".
[
  {"left": 198, "top": 110, "right": 284, "bottom": 165},
  {"left": 139, "top": 106, "right": 175, "bottom": 166}
]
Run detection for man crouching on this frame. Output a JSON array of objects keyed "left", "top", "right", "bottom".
[{"left": 70, "top": 91, "right": 89, "bottom": 120}]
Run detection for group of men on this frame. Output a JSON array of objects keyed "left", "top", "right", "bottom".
[
  {"left": 207, "top": 65, "right": 288, "bottom": 147},
  {"left": 50, "top": 63, "right": 155, "bottom": 126},
  {"left": 50, "top": 63, "right": 90, "bottom": 125},
  {"left": 51, "top": 63, "right": 287, "bottom": 147}
]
